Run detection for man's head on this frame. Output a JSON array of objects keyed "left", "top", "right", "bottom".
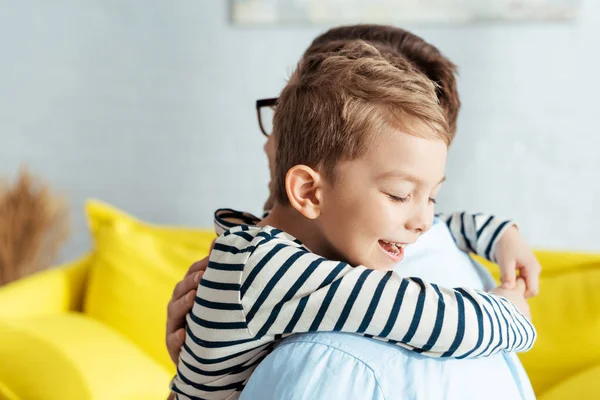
[{"left": 272, "top": 41, "right": 449, "bottom": 270}]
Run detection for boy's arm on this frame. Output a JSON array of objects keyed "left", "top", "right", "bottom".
[
  {"left": 243, "top": 243, "right": 536, "bottom": 359},
  {"left": 439, "top": 212, "right": 541, "bottom": 296},
  {"left": 436, "top": 212, "right": 515, "bottom": 262}
]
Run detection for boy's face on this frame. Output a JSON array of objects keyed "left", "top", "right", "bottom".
[{"left": 317, "top": 129, "right": 447, "bottom": 270}]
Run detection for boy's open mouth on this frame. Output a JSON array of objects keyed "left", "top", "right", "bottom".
[{"left": 378, "top": 239, "right": 406, "bottom": 262}]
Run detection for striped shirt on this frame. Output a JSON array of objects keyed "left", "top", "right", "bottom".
[{"left": 172, "top": 209, "right": 536, "bottom": 400}]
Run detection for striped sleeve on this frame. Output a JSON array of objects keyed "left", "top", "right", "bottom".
[
  {"left": 241, "top": 241, "right": 536, "bottom": 359},
  {"left": 437, "top": 212, "right": 516, "bottom": 263}
]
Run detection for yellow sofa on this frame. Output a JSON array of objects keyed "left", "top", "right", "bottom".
[
  {"left": 0, "top": 200, "right": 216, "bottom": 400},
  {"left": 0, "top": 200, "right": 599, "bottom": 399}
]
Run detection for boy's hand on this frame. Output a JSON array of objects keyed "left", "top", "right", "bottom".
[
  {"left": 490, "top": 278, "right": 531, "bottom": 321},
  {"left": 494, "top": 226, "right": 541, "bottom": 298}
]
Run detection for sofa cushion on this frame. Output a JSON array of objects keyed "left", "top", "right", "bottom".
[
  {"left": 0, "top": 312, "right": 171, "bottom": 400},
  {"left": 82, "top": 200, "right": 215, "bottom": 372}
]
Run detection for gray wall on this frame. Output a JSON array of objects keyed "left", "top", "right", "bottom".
[{"left": 1, "top": 0, "right": 599, "bottom": 262}]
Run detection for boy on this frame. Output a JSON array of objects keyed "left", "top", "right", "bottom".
[{"left": 171, "top": 41, "right": 535, "bottom": 400}]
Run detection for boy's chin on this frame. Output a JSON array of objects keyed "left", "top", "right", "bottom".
[
  {"left": 335, "top": 252, "right": 397, "bottom": 271},
  {"left": 368, "top": 264, "right": 397, "bottom": 271},
  {"left": 362, "top": 259, "right": 398, "bottom": 271}
]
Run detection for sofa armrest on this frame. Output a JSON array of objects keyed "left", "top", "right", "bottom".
[{"left": 0, "top": 254, "right": 92, "bottom": 319}]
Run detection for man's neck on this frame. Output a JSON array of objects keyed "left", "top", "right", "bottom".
[{"left": 259, "top": 204, "right": 329, "bottom": 257}]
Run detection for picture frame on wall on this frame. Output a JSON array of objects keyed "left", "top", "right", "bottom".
[{"left": 230, "top": 0, "right": 581, "bottom": 26}]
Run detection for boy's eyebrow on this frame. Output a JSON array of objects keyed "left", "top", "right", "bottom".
[{"left": 377, "top": 171, "right": 446, "bottom": 185}]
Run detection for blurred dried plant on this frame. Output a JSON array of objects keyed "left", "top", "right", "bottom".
[{"left": 0, "top": 168, "right": 70, "bottom": 286}]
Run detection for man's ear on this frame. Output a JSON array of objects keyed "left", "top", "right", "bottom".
[{"left": 285, "top": 165, "right": 323, "bottom": 220}]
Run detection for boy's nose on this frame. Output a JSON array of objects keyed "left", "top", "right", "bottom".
[{"left": 405, "top": 204, "right": 433, "bottom": 235}]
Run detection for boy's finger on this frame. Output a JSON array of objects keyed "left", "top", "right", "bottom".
[
  {"left": 515, "top": 278, "right": 526, "bottom": 294},
  {"left": 499, "top": 260, "right": 516, "bottom": 289},
  {"left": 521, "top": 266, "right": 540, "bottom": 298}
]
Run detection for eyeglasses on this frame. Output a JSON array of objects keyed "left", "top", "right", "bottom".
[{"left": 256, "top": 97, "right": 278, "bottom": 137}]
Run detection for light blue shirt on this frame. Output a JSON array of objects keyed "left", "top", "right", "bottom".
[{"left": 240, "top": 219, "right": 535, "bottom": 400}]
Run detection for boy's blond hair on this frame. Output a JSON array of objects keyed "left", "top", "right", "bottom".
[
  {"left": 273, "top": 40, "right": 450, "bottom": 205},
  {"left": 305, "top": 25, "right": 461, "bottom": 139}
]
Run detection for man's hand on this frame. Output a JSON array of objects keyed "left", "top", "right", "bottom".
[
  {"left": 490, "top": 278, "right": 531, "bottom": 321},
  {"left": 166, "top": 239, "right": 214, "bottom": 365},
  {"left": 494, "top": 226, "right": 541, "bottom": 298}
]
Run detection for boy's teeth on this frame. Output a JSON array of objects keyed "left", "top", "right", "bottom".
[{"left": 382, "top": 240, "right": 405, "bottom": 249}]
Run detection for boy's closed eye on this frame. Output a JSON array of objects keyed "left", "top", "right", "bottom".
[
  {"left": 385, "top": 193, "right": 437, "bottom": 204},
  {"left": 386, "top": 193, "right": 409, "bottom": 203}
]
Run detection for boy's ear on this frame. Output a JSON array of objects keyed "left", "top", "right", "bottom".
[{"left": 285, "top": 165, "right": 323, "bottom": 220}]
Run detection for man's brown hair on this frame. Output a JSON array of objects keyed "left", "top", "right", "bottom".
[
  {"left": 273, "top": 40, "right": 449, "bottom": 205},
  {"left": 305, "top": 24, "right": 460, "bottom": 139}
]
